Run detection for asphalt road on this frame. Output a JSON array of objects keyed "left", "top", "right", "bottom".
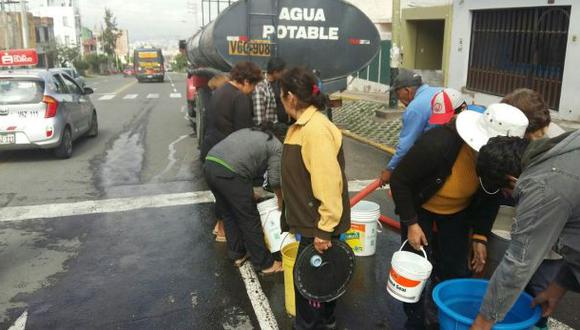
[{"left": 0, "top": 73, "right": 578, "bottom": 329}]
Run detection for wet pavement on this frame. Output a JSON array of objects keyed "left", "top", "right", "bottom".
[{"left": 0, "top": 73, "right": 578, "bottom": 329}]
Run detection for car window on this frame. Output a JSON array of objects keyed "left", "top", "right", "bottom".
[
  {"left": 62, "top": 75, "right": 82, "bottom": 95},
  {"left": 52, "top": 74, "right": 68, "bottom": 94},
  {"left": 0, "top": 79, "right": 45, "bottom": 105}
]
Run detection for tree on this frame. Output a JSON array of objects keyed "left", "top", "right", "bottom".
[
  {"left": 100, "top": 8, "right": 121, "bottom": 57},
  {"left": 172, "top": 53, "right": 188, "bottom": 72},
  {"left": 56, "top": 45, "right": 80, "bottom": 67}
]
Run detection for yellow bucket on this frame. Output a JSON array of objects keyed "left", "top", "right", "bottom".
[{"left": 281, "top": 241, "right": 299, "bottom": 316}]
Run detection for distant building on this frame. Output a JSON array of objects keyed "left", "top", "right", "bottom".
[
  {"left": 33, "top": 16, "right": 57, "bottom": 68},
  {"left": 81, "top": 26, "right": 97, "bottom": 55},
  {"left": 29, "top": 0, "right": 81, "bottom": 50},
  {"left": 115, "top": 29, "right": 130, "bottom": 64},
  {"left": 0, "top": 12, "right": 36, "bottom": 50}
]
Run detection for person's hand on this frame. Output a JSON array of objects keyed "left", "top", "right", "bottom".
[
  {"left": 471, "top": 241, "right": 487, "bottom": 274},
  {"left": 314, "top": 237, "right": 332, "bottom": 254},
  {"left": 407, "top": 224, "right": 428, "bottom": 251},
  {"left": 470, "top": 314, "right": 494, "bottom": 330},
  {"left": 379, "top": 169, "right": 391, "bottom": 187},
  {"left": 532, "top": 282, "right": 567, "bottom": 317}
]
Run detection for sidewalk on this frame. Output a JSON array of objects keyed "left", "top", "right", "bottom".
[
  {"left": 332, "top": 97, "right": 400, "bottom": 154},
  {"left": 332, "top": 92, "right": 580, "bottom": 155}
]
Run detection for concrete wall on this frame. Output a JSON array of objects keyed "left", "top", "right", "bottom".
[
  {"left": 400, "top": 5, "right": 452, "bottom": 85},
  {"left": 448, "top": 0, "right": 580, "bottom": 121}
]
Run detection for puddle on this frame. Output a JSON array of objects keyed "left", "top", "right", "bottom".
[{"left": 99, "top": 131, "right": 145, "bottom": 188}]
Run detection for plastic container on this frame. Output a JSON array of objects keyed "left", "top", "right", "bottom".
[
  {"left": 387, "top": 240, "right": 433, "bottom": 303},
  {"left": 433, "top": 279, "right": 541, "bottom": 330},
  {"left": 257, "top": 198, "right": 295, "bottom": 253},
  {"left": 281, "top": 242, "right": 299, "bottom": 316},
  {"left": 345, "top": 200, "right": 381, "bottom": 256}
]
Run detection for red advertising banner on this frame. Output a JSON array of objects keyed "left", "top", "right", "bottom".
[{"left": 0, "top": 49, "right": 39, "bottom": 66}]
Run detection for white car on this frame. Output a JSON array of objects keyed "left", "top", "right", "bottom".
[{"left": 0, "top": 69, "right": 98, "bottom": 158}]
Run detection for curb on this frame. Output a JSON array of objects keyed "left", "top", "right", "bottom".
[{"left": 341, "top": 129, "right": 396, "bottom": 155}]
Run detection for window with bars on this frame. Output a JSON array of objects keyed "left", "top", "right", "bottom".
[{"left": 466, "top": 6, "right": 570, "bottom": 110}]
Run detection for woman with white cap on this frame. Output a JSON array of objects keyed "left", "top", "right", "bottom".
[{"left": 389, "top": 102, "right": 530, "bottom": 330}]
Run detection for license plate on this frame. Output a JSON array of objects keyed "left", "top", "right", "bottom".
[{"left": 0, "top": 133, "right": 15, "bottom": 145}]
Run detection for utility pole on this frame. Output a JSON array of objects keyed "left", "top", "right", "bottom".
[
  {"left": 20, "top": 0, "right": 29, "bottom": 48},
  {"left": 389, "top": 0, "right": 401, "bottom": 109}
]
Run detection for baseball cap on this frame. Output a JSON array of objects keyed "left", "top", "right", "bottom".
[
  {"left": 389, "top": 69, "right": 422, "bottom": 91},
  {"left": 456, "top": 103, "right": 529, "bottom": 151},
  {"left": 429, "top": 88, "right": 467, "bottom": 125}
]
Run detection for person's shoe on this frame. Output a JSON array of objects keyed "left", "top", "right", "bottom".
[
  {"left": 215, "top": 235, "right": 227, "bottom": 242},
  {"left": 234, "top": 255, "right": 249, "bottom": 267},
  {"left": 260, "top": 261, "right": 283, "bottom": 276}
]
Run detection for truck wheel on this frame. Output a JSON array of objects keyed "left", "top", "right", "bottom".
[{"left": 54, "top": 127, "right": 73, "bottom": 159}]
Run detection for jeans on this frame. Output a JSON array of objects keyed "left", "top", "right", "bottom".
[
  {"left": 204, "top": 162, "right": 274, "bottom": 270},
  {"left": 400, "top": 208, "right": 471, "bottom": 330}
]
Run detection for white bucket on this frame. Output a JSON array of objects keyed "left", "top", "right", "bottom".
[
  {"left": 387, "top": 240, "right": 433, "bottom": 303},
  {"left": 257, "top": 197, "right": 295, "bottom": 253},
  {"left": 346, "top": 200, "right": 381, "bottom": 256}
]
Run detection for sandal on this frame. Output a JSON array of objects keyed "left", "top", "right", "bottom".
[
  {"left": 215, "top": 235, "right": 227, "bottom": 242},
  {"left": 260, "top": 261, "right": 283, "bottom": 276},
  {"left": 234, "top": 255, "right": 249, "bottom": 267}
]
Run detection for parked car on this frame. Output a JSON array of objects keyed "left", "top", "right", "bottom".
[
  {"left": 50, "top": 67, "right": 86, "bottom": 89},
  {"left": 0, "top": 69, "right": 98, "bottom": 158}
]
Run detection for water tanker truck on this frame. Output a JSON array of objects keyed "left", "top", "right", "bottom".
[{"left": 180, "top": 0, "right": 380, "bottom": 146}]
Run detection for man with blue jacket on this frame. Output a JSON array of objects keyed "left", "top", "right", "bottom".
[{"left": 379, "top": 69, "right": 441, "bottom": 185}]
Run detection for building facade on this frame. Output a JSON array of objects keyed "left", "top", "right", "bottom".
[
  {"left": 448, "top": 0, "right": 579, "bottom": 121},
  {"left": 29, "top": 0, "right": 81, "bottom": 50},
  {"left": 0, "top": 12, "right": 36, "bottom": 50},
  {"left": 33, "top": 16, "right": 56, "bottom": 68},
  {"left": 81, "top": 26, "right": 97, "bottom": 55},
  {"left": 115, "top": 29, "right": 130, "bottom": 64}
]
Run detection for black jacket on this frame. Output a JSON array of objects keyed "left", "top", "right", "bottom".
[
  {"left": 201, "top": 83, "right": 253, "bottom": 160},
  {"left": 390, "top": 125, "right": 499, "bottom": 236}
]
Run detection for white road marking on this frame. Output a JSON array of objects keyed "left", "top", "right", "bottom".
[
  {"left": 173, "top": 88, "right": 178, "bottom": 93},
  {"left": 8, "top": 310, "right": 27, "bottom": 330},
  {"left": 146, "top": 93, "right": 159, "bottom": 99},
  {"left": 123, "top": 94, "right": 138, "bottom": 100},
  {"left": 239, "top": 263, "right": 279, "bottom": 330},
  {"left": 0, "top": 180, "right": 378, "bottom": 223},
  {"left": 170, "top": 93, "right": 182, "bottom": 98},
  {"left": 151, "top": 134, "right": 190, "bottom": 182},
  {"left": 98, "top": 94, "right": 116, "bottom": 101},
  {"left": 549, "top": 318, "right": 573, "bottom": 330}
]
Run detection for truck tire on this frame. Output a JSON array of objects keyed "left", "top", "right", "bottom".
[{"left": 54, "top": 127, "right": 73, "bottom": 159}]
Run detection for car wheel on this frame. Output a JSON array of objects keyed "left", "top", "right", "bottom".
[
  {"left": 54, "top": 127, "right": 73, "bottom": 159},
  {"left": 87, "top": 111, "right": 98, "bottom": 137}
]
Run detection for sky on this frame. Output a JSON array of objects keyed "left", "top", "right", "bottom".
[{"left": 79, "top": 0, "right": 203, "bottom": 43}]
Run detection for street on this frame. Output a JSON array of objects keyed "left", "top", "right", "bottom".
[{"left": 0, "top": 73, "right": 578, "bottom": 330}]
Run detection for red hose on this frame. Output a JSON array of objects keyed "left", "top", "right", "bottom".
[{"left": 350, "top": 179, "right": 401, "bottom": 231}]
